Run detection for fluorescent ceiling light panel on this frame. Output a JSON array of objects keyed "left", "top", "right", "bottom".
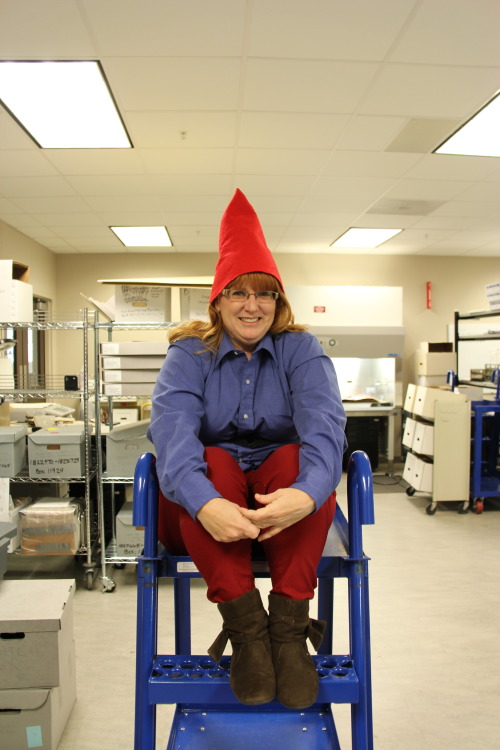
[
  {"left": 434, "top": 92, "right": 500, "bottom": 157},
  {"left": 0, "top": 60, "right": 131, "bottom": 148},
  {"left": 331, "top": 227, "right": 402, "bottom": 248},
  {"left": 111, "top": 226, "right": 173, "bottom": 247}
]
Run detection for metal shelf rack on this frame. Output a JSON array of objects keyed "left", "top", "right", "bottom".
[{"left": 0, "top": 308, "right": 100, "bottom": 588}]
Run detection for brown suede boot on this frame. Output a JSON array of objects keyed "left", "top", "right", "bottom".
[
  {"left": 268, "top": 593, "right": 326, "bottom": 709},
  {"left": 208, "top": 588, "right": 276, "bottom": 705}
]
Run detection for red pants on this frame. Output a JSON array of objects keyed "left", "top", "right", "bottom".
[{"left": 158, "top": 444, "right": 336, "bottom": 603}]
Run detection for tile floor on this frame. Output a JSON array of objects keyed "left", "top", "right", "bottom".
[{"left": 5, "top": 466, "right": 500, "bottom": 749}]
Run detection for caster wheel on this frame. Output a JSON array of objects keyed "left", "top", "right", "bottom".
[
  {"left": 101, "top": 575, "right": 116, "bottom": 593},
  {"left": 426, "top": 503, "right": 437, "bottom": 515},
  {"left": 474, "top": 499, "right": 484, "bottom": 514},
  {"left": 114, "top": 563, "right": 125, "bottom": 569},
  {"left": 406, "top": 487, "right": 416, "bottom": 496},
  {"left": 458, "top": 502, "right": 469, "bottom": 514},
  {"left": 85, "top": 570, "right": 95, "bottom": 590}
]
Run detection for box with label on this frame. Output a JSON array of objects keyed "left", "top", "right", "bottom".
[
  {"left": 105, "top": 420, "right": 155, "bottom": 477},
  {"left": 28, "top": 426, "right": 85, "bottom": 479},
  {"left": 0, "top": 578, "right": 75, "bottom": 689},
  {"left": 20, "top": 499, "right": 81, "bottom": 556},
  {"left": 0, "top": 639, "right": 76, "bottom": 750},
  {"left": 100, "top": 341, "right": 169, "bottom": 356},
  {"left": 0, "top": 425, "right": 28, "bottom": 477},
  {"left": 115, "top": 506, "right": 144, "bottom": 557},
  {"left": 114, "top": 284, "right": 171, "bottom": 323}
]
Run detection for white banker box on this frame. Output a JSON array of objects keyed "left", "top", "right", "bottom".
[
  {"left": 106, "top": 420, "right": 155, "bottom": 477},
  {"left": 28, "top": 426, "right": 85, "bottom": 478},
  {"left": 0, "top": 424, "right": 28, "bottom": 477},
  {"left": 0, "top": 580, "right": 76, "bottom": 750}
]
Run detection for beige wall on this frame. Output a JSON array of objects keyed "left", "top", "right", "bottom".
[
  {"left": 54, "top": 250, "right": 497, "bottom": 389},
  {"left": 0, "top": 221, "right": 497, "bottom": 406},
  {"left": 0, "top": 219, "right": 57, "bottom": 300}
]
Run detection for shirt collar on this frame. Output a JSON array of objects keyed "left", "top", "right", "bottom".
[{"left": 215, "top": 331, "right": 278, "bottom": 367}]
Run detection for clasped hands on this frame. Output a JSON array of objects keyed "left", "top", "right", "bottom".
[{"left": 196, "top": 488, "right": 316, "bottom": 543}]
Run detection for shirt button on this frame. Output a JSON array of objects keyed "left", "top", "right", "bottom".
[
  {"left": 246, "top": 379, "right": 250, "bottom": 384},
  {"left": 243, "top": 413, "right": 248, "bottom": 419}
]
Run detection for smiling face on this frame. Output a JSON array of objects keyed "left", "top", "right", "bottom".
[{"left": 214, "top": 274, "right": 279, "bottom": 356}]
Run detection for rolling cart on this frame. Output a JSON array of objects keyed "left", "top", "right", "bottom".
[
  {"left": 470, "top": 370, "right": 500, "bottom": 514},
  {"left": 133, "top": 450, "right": 375, "bottom": 750}
]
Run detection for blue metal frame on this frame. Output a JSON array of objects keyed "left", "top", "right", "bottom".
[{"left": 133, "top": 450, "right": 375, "bottom": 750}]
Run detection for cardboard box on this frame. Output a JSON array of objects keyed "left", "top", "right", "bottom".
[
  {"left": 105, "top": 420, "right": 155, "bottom": 477},
  {"left": 0, "top": 425, "right": 28, "bottom": 477},
  {"left": 28, "top": 426, "right": 85, "bottom": 478},
  {"left": 0, "top": 260, "right": 30, "bottom": 283},
  {"left": 101, "top": 354, "right": 166, "bottom": 369},
  {"left": 0, "top": 644, "right": 76, "bottom": 750},
  {"left": 0, "top": 279, "right": 34, "bottom": 322},
  {"left": 419, "top": 341, "right": 453, "bottom": 353},
  {"left": 415, "top": 351, "right": 456, "bottom": 376},
  {"left": 412, "top": 422, "right": 434, "bottom": 456},
  {"left": 114, "top": 284, "right": 171, "bottom": 323},
  {"left": 115, "top": 506, "right": 144, "bottom": 557},
  {"left": 20, "top": 499, "right": 81, "bottom": 556},
  {"left": 0, "top": 578, "right": 75, "bottom": 689},
  {"left": 404, "top": 383, "right": 418, "bottom": 413},
  {"left": 100, "top": 341, "right": 168, "bottom": 356},
  {"left": 103, "top": 382, "right": 155, "bottom": 396}
]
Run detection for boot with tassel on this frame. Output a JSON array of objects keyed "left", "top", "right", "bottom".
[
  {"left": 208, "top": 588, "right": 276, "bottom": 705},
  {"left": 268, "top": 593, "right": 326, "bottom": 709}
]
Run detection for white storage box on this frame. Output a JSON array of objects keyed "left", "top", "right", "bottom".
[
  {"left": 115, "top": 506, "right": 144, "bottom": 557},
  {"left": 114, "top": 284, "right": 171, "bottom": 323},
  {"left": 404, "top": 383, "right": 417, "bottom": 413},
  {"left": 0, "top": 578, "right": 75, "bottom": 689},
  {"left": 410, "top": 456, "right": 433, "bottom": 492},
  {"left": 100, "top": 341, "right": 168, "bottom": 356},
  {"left": 412, "top": 422, "right": 434, "bottom": 456},
  {"left": 0, "top": 279, "right": 33, "bottom": 322},
  {"left": 0, "top": 652, "right": 76, "bottom": 750},
  {"left": 102, "top": 369, "right": 159, "bottom": 383},
  {"left": 412, "top": 386, "right": 466, "bottom": 420},
  {"left": 28, "top": 426, "right": 85, "bottom": 478},
  {"left": 0, "top": 521, "right": 16, "bottom": 582},
  {"left": 101, "top": 355, "right": 166, "bottom": 369},
  {"left": 403, "top": 451, "right": 416, "bottom": 486},
  {"left": 0, "top": 497, "right": 32, "bottom": 553},
  {"left": 20, "top": 499, "right": 81, "bottom": 556},
  {"left": 415, "top": 352, "right": 457, "bottom": 376},
  {"left": 402, "top": 417, "right": 417, "bottom": 449},
  {"left": 0, "top": 425, "right": 28, "bottom": 477},
  {"left": 106, "top": 420, "right": 155, "bottom": 477}
]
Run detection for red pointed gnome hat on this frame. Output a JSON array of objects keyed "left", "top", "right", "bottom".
[{"left": 210, "top": 189, "right": 284, "bottom": 302}]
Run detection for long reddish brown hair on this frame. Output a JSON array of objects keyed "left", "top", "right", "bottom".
[{"left": 168, "top": 272, "right": 306, "bottom": 351}]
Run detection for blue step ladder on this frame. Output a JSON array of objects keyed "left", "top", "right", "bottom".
[{"left": 133, "top": 450, "right": 375, "bottom": 750}]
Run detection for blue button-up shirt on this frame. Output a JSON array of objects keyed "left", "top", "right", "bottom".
[{"left": 148, "top": 330, "right": 347, "bottom": 519}]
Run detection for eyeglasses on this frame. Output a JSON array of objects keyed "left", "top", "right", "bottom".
[{"left": 221, "top": 289, "right": 279, "bottom": 303}]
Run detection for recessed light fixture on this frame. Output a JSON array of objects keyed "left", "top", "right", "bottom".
[
  {"left": 331, "top": 227, "right": 402, "bottom": 248},
  {"left": 434, "top": 91, "right": 500, "bottom": 157},
  {"left": 0, "top": 60, "right": 131, "bottom": 148},
  {"left": 110, "top": 226, "right": 173, "bottom": 247}
]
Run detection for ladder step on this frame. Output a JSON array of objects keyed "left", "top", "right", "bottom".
[
  {"left": 167, "top": 704, "right": 342, "bottom": 750},
  {"left": 148, "top": 654, "right": 359, "bottom": 705}
]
